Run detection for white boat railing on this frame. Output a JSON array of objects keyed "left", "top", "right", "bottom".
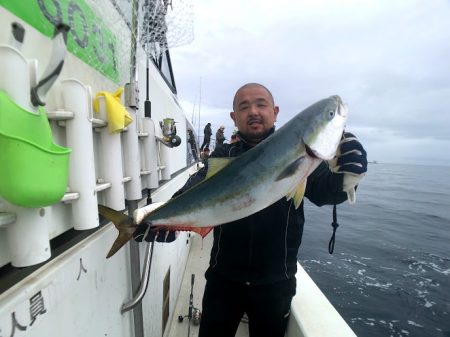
[{"left": 286, "top": 262, "right": 357, "bottom": 337}]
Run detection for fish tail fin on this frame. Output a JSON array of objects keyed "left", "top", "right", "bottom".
[
  {"left": 106, "top": 230, "right": 134, "bottom": 259},
  {"left": 98, "top": 205, "right": 135, "bottom": 258}
]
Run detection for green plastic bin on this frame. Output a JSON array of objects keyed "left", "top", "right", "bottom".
[{"left": 0, "top": 90, "right": 71, "bottom": 208}]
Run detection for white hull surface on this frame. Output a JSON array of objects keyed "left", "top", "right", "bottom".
[
  {"left": 0, "top": 1, "right": 198, "bottom": 336},
  {"left": 0, "top": 171, "right": 197, "bottom": 337}
]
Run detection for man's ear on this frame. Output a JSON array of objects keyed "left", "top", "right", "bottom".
[
  {"left": 274, "top": 106, "right": 279, "bottom": 122},
  {"left": 230, "top": 111, "right": 236, "bottom": 125}
]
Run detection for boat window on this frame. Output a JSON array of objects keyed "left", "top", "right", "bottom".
[{"left": 152, "top": 50, "right": 177, "bottom": 94}]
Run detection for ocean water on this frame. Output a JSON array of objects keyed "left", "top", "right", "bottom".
[{"left": 298, "top": 163, "right": 450, "bottom": 337}]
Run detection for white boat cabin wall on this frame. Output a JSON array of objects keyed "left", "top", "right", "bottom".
[
  {"left": 0, "top": 34, "right": 189, "bottom": 268},
  {"left": 0, "top": 2, "right": 198, "bottom": 337}
]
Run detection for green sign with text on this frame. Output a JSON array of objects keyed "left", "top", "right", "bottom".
[{"left": 1, "top": 0, "right": 119, "bottom": 83}]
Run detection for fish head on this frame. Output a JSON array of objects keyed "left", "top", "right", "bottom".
[{"left": 302, "top": 95, "right": 348, "bottom": 161}]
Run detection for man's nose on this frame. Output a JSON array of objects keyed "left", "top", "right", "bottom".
[{"left": 249, "top": 103, "right": 259, "bottom": 115}]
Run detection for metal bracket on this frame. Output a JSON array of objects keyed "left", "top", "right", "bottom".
[
  {"left": 124, "top": 82, "right": 139, "bottom": 108},
  {"left": 0, "top": 212, "right": 16, "bottom": 227},
  {"left": 121, "top": 240, "right": 155, "bottom": 313}
]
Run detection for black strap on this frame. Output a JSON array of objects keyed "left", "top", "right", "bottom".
[{"left": 328, "top": 204, "right": 339, "bottom": 254}]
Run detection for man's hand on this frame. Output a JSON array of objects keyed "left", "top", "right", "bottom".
[{"left": 328, "top": 132, "right": 367, "bottom": 203}]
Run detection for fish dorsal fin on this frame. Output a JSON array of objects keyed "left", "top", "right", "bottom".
[
  {"left": 206, "top": 158, "right": 234, "bottom": 179},
  {"left": 286, "top": 178, "right": 307, "bottom": 209},
  {"left": 276, "top": 157, "right": 305, "bottom": 181}
]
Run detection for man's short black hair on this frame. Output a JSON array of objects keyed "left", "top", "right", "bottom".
[{"left": 232, "top": 83, "right": 274, "bottom": 111}]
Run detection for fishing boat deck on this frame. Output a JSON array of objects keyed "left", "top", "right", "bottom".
[
  {"left": 166, "top": 232, "right": 248, "bottom": 337},
  {"left": 166, "top": 230, "right": 356, "bottom": 337}
]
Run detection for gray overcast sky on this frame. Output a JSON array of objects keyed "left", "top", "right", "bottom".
[{"left": 170, "top": 0, "right": 450, "bottom": 166}]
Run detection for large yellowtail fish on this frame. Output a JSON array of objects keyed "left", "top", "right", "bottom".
[{"left": 99, "top": 95, "right": 348, "bottom": 258}]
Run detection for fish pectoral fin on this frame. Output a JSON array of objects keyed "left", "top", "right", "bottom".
[
  {"left": 285, "top": 179, "right": 307, "bottom": 209},
  {"left": 206, "top": 158, "right": 234, "bottom": 179},
  {"left": 276, "top": 157, "right": 306, "bottom": 181}
]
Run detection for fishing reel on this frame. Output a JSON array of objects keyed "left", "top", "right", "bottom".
[
  {"left": 178, "top": 274, "right": 202, "bottom": 329},
  {"left": 159, "top": 118, "right": 181, "bottom": 147},
  {"left": 178, "top": 307, "right": 201, "bottom": 325}
]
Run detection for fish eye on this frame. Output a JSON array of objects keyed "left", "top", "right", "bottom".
[{"left": 328, "top": 110, "right": 335, "bottom": 119}]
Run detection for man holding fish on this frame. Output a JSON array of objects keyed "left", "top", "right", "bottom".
[{"left": 100, "top": 83, "right": 367, "bottom": 337}]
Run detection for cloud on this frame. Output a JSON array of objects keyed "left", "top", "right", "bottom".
[{"left": 171, "top": 0, "right": 450, "bottom": 165}]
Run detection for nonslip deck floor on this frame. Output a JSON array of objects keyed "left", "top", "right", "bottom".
[{"left": 166, "top": 232, "right": 248, "bottom": 337}]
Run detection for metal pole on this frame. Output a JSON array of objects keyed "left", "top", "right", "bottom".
[
  {"left": 126, "top": 200, "right": 145, "bottom": 337},
  {"left": 126, "top": 1, "right": 145, "bottom": 335}
]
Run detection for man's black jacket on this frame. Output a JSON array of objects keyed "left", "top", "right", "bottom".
[{"left": 174, "top": 137, "right": 348, "bottom": 285}]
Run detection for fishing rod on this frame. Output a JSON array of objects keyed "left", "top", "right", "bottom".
[{"left": 178, "top": 273, "right": 201, "bottom": 336}]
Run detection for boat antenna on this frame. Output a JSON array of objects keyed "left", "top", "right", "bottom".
[{"left": 197, "top": 77, "right": 201, "bottom": 146}]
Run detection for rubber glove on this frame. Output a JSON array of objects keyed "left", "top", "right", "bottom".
[
  {"left": 132, "top": 202, "right": 178, "bottom": 243},
  {"left": 133, "top": 225, "right": 177, "bottom": 243},
  {"left": 328, "top": 132, "right": 367, "bottom": 204}
]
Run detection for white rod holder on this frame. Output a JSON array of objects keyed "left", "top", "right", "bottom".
[
  {"left": 97, "top": 96, "right": 125, "bottom": 210},
  {"left": 0, "top": 45, "right": 36, "bottom": 112},
  {"left": 122, "top": 108, "right": 142, "bottom": 200},
  {"left": 61, "top": 79, "right": 99, "bottom": 230},
  {"left": 2, "top": 202, "right": 51, "bottom": 267},
  {"left": 140, "top": 118, "right": 159, "bottom": 189}
]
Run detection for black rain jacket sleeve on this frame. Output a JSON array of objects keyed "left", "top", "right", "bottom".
[{"left": 305, "top": 161, "right": 347, "bottom": 206}]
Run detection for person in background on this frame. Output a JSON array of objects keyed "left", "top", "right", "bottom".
[
  {"left": 200, "top": 147, "right": 210, "bottom": 165},
  {"left": 215, "top": 125, "right": 226, "bottom": 147},
  {"left": 201, "top": 123, "right": 212, "bottom": 151},
  {"left": 187, "top": 128, "right": 198, "bottom": 161},
  {"left": 230, "top": 133, "right": 239, "bottom": 144},
  {"left": 134, "top": 83, "right": 367, "bottom": 337}
]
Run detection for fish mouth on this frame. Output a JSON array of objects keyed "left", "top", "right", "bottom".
[
  {"left": 332, "top": 95, "right": 347, "bottom": 117},
  {"left": 338, "top": 101, "right": 348, "bottom": 118},
  {"left": 305, "top": 144, "right": 318, "bottom": 159}
]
